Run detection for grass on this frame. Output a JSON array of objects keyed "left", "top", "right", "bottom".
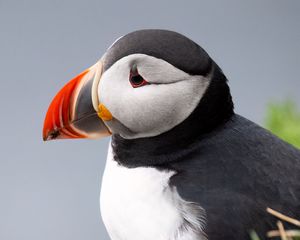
[{"left": 250, "top": 208, "right": 300, "bottom": 240}]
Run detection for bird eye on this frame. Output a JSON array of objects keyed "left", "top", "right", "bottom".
[{"left": 129, "top": 69, "right": 148, "bottom": 88}]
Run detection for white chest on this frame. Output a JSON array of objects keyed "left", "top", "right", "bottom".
[{"left": 100, "top": 144, "right": 206, "bottom": 240}]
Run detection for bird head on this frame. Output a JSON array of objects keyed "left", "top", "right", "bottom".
[{"left": 43, "top": 30, "right": 233, "bottom": 145}]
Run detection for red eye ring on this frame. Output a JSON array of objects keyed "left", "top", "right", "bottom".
[{"left": 129, "top": 70, "right": 149, "bottom": 88}]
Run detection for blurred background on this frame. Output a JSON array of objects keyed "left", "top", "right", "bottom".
[{"left": 0, "top": 0, "right": 299, "bottom": 239}]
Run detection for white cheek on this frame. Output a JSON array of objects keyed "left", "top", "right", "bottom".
[
  {"left": 99, "top": 61, "right": 132, "bottom": 114},
  {"left": 99, "top": 54, "right": 211, "bottom": 138},
  {"left": 119, "top": 79, "right": 205, "bottom": 135}
]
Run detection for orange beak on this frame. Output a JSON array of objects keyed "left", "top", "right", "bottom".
[{"left": 43, "top": 60, "right": 111, "bottom": 141}]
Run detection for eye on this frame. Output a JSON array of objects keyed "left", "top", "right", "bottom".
[{"left": 129, "top": 69, "right": 149, "bottom": 88}]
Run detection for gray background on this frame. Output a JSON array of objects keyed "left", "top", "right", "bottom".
[{"left": 0, "top": 0, "right": 299, "bottom": 239}]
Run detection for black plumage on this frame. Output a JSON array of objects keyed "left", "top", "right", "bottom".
[
  {"left": 168, "top": 114, "right": 300, "bottom": 240},
  {"left": 103, "top": 29, "right": 212, "bottom": 75}
]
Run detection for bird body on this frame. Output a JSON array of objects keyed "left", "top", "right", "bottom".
[
  {"left": 100, "top": 114, "right": 300, "bottom": 240},
  {"left": 43, "top": 29, "right": 300, "bottom": 240}
]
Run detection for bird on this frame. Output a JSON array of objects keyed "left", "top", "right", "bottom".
[{"left": 43, "top": 29, "right": 300, "bottom": 240}]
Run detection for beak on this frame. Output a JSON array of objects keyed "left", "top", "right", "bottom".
[{"left": 43, "top": 60, "right": 111, "bottom": 141}]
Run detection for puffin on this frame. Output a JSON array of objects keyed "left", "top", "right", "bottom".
[{"left": 43, "top": 29, "right": 300, "bottom": 240}]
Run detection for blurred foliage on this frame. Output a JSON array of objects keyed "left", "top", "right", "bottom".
[{"left": 265, "top": 100, "right": 300, "bottom": 149}]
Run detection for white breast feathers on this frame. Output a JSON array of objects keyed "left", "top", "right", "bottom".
[{"left": 100, "top": 143, "right": 206, "bottom": 240}]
